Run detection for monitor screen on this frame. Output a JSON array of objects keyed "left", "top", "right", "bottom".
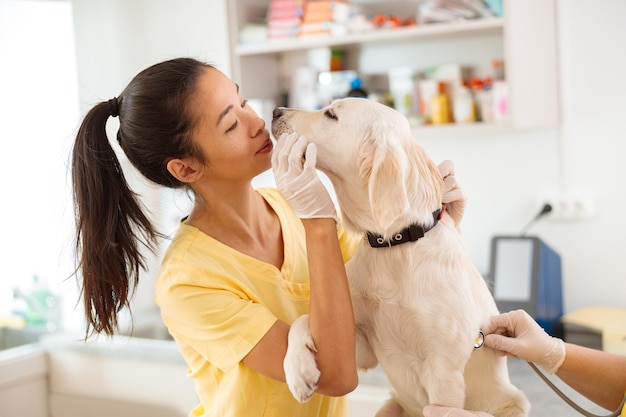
[{"left": 492, "top": 238, "right": 534, "bottom": 302}]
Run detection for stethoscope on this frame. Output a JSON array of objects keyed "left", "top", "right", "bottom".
[
  {"left": 527, "top": 362, "right": 626, "bottom": 417},
  {"left": 473, "top": 331, "right": 626, "bottom": 417}
]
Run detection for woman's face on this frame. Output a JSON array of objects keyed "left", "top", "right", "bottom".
[{"left": 190, "top": 68, "right": 273, "bottom": 184}]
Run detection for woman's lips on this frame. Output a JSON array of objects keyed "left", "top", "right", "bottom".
[{"left": 257, "top": 139, "right": 273, "bottom": 154}]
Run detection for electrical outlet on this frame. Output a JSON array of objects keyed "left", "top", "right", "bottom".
[{"left": 543, "top": 195, "right": 596, "bottom": 221}]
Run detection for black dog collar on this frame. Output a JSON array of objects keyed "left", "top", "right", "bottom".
[{"left": 366, "top": 206, "right": 445, "bottom": 248}]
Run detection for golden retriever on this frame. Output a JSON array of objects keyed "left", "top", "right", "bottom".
[{"left": 272, "top": 98, "right": 530, "bottom": 417}]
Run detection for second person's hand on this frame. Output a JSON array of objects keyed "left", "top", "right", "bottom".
[{"left": 483, "top": 309, "right": 566, "bottom": 374}]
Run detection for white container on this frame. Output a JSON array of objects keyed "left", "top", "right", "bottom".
[
  {"left": 453, "top": 86, "right": 476, "bottom": 123},
  {"left": 388, "top": 66, "right": 418, "bottom": 117}
]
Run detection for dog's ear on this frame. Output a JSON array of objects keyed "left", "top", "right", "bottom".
[{"left": 358, "top": 134, "right": 411, "bottom": 232}]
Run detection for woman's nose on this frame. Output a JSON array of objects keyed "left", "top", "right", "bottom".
[{"left": 252, "top": 114, "right": 265, "bottom": 137}]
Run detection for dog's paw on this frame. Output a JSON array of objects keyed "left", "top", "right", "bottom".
[{"left": 284, "top": 314, "right": 321, "bottom": 403}]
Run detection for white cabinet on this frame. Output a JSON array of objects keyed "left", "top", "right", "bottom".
[{"left": 226, "top": 0, "right": 558, "bottom": 131}]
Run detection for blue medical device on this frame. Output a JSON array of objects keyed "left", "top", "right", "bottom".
[{"left": 488, "top": 236, "right": 563, "bottom": 336}]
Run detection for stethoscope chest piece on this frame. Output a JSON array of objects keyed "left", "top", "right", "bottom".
[{"left": 474, "top": 331, "right": 485, "bottom": 349}]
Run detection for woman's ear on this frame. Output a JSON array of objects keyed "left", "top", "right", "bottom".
[{"left": 167, "top": 158, "right": 203, "bottom": 184}]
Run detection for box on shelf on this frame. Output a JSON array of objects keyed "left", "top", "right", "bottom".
[
  {"left": 299, "top": 0, "right": 350, "bottom": 38},
  {"left": 267, "top": 0, "right": 303, "bottom": 40}
]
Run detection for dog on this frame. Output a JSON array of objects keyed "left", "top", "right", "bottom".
[{"left": 272, "top": 98, "right": 530, "bottom": 417}]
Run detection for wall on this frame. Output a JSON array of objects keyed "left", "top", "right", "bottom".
[
  {"left": 551, "top": 0, "right": 626, "bottom": 312},
  {"left": 69, "top": 0, "right": 626, "bottom": 322}
]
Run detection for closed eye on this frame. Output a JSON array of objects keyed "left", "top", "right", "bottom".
[
  {"left": 324, "top": 109, "right": 338, "bottom": 120},
  {"left": 225, "top": 99, "right": 249, "bottom": 133},
  {"left": 225, "top": 121, "right": 238, "bottom": 133}
]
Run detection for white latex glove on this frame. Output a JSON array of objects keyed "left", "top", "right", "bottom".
[
  {"left": 483, "top": 309, "right": 566, "bottom": 374},
  {"left": 438, "top": 160, "right": 466, "bottom": 227},
  {"left": 423, "top": 405, "right": 493, "bottom": 417},
  {"left": 272, "top": 133, "right": 339, "bottom": 226}
]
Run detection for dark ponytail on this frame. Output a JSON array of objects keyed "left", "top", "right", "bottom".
[{"left": 71, "top": 58, "right": 212, "bottom": 337}]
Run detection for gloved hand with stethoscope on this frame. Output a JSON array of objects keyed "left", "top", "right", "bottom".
[
  {"left": 424, "top": 309, "right": 626, "bottom": 417},
  {"left": 422, "top": 307, "right": 566, "bottom": 417},
  {"left": 482, "top": 309, "right": 566, "bottom": 374}
]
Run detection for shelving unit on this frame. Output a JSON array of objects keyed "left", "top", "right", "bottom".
[
  {"left": 226, "top": 0, "right": 559, "bottom": 132},
  {"left": 235, "top": 17, "right": 504, "bottom": 56}
]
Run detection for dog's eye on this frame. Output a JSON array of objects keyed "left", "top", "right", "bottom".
[{"left": 324, "top": 109, "right": 338, "bottom": 120}]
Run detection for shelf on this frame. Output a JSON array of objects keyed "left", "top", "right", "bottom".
[
  {"left": 229, "top": 0, "right": 558, "bottom": 130},
  {"left": 235, "top": 17, "right": 504, "bottom": 57}
]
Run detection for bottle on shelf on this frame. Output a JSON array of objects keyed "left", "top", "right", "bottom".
[
  {"left": 346, "top": 77, "right": 368, "bottom": 98},
  {"left": 490, "top": 58, "right": 508, "bottom": 121},
  {"left": 453, "top": 81, "right": 477, "bottom": 123},
  {"left": 472, "top": 77, "right": 494, "bottom": 122},
  {"left": 430, "top": 81, "right": 452, "bottom": 124}
]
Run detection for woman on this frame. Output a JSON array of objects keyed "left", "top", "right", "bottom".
[
  {"left": 71, "top": 57, "right": 464, "bottom": 416},
  {"left": 424, "top": 309, "right": 626, "bottom": 417}
]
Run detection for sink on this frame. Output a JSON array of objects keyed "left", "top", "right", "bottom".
[
  {"left": 1, "top": 317, "right": 172, "bottom": 350},
  {"left": 117, "top": 312, "right": 173, "bottom": 341},
  {"left": 120, "top": 322, "right": 173, "bottom": 341},
  {"left": 0, "top": 325, "right": 50, "bottom": 350}
]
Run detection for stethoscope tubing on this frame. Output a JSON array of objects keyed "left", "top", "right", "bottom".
[{"left": 528, "top": 361, "right": 626, "bottom": 417}]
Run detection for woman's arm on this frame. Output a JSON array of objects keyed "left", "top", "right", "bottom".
[
  {"left": 556, "top": 342, "right": 626, "bottom": 410},
  {"left": 302, "top": 217, "right": 358, "bottom": 395}
]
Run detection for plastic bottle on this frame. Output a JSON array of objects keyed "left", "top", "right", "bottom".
[
  {"left": 475, "top": 77, "right": 494, "bottom": 122},
  {"left": 492, "top": 59, "right": 505, "bottom": 80},
  {"left": 453, "top": 83, "right": 477, "bottom": 123},
  {"left": 347, "top": 77, "right": 368, "bottom": 98},
  {"left": 470, "top": 78, "right": 484, "bottom": 121},
  {"left": 430, "top": 82, "right": 451, "bottom": 124},
  {"left": 26, "top": 275, "right": 57, "bottom": 328}
]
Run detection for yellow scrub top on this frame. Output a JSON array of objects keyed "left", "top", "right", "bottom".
[{"left": 155, "top": 188, "right": 359, "bottom": 417}]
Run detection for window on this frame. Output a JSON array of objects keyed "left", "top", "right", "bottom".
[{"left": 0, "top": 0, "right": 81, "bottom": 331}]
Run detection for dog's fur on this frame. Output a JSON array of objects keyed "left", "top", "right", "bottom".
[{"left": 272, "top": 98, "right": 530, "bottom": 417}]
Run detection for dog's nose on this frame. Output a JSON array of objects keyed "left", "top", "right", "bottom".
[{"left": 272, "top": 107, "right": 284, "bottom": 119}]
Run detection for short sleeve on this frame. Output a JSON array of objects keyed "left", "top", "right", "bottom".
[
  {"left": 157, "top": 263, "right": 278, "bottom": 373},
  {"left": 337, "top": 223, "right": 360, "bottom": 264}
]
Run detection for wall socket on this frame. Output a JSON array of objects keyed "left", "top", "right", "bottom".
[{"left": 543, "top": 195, "right": 596, "bottom": 221}]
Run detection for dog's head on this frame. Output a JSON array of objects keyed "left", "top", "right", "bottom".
[{"left": 271, "top": 98, "right": 443, "bottom": 238}]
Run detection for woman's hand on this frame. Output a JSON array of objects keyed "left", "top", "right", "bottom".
[
  {"left": 483, "top": 309, "right": 566, "bottom": 374},
  {"left": 272, "top": 133, "right": 339, "bottom": 226},
  {"left": 423, "top": 405, "right": 493, "bottom": 417},
  {"left": 438, "top": 160, "right": 466, "bottom": 227}
]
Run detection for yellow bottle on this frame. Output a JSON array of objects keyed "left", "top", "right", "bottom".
[{"left": 430, "top": 82, "right": 451, "bottom": 124}]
